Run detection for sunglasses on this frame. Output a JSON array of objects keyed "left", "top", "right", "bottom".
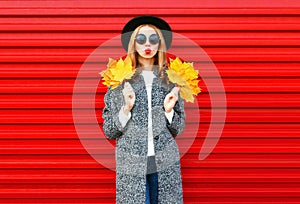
[{"left": 135, "top": 33, "right": 160, "bottom": 45}]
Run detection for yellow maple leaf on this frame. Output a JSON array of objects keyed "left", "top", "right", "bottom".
[
  {"left": 180, "top": 85, "right": 194, "bottom": 103},
  {"left": 189, "top": 79, "right": 201, "bottom": 95},
  {"left": 169, "top": 57, "right": 184, "bottom": 74},
  {"left": 99, "top": 56, "right": 135, "bottom": 89},
  {"left": 107, "top": 58, "right": 117, "bottom": 68},
  {"left": 166, "top": 70, "right": 186, "bottom": 86},
  {"left": 184, "top": 63, "right": 198, "bottom": 81},
  {"left": 167, "top": 57, "right": 201, "bottom": 102}
]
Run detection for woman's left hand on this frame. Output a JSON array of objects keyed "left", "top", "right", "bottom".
[{"left": 164, "top": 87, "right": 180, "bottom": 113}]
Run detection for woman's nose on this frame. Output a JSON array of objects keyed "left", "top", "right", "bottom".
[{"left": 145, "top": 38, "right": 151, "bottom": 46}]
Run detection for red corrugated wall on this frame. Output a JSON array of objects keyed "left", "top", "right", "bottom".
[{"left": 1, "top": 1, "right": 300, "bottom": 203}]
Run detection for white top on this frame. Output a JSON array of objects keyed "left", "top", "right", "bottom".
[{"left": 118, "top": 70, "right": 174, "bottom": 156}]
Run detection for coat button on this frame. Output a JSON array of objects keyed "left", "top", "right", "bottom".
[{"left": 154, "top": 135, "right": 159, "bottom": 140}]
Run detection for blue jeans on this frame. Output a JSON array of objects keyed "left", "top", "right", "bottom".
[
  {"left": 145, "top": 156, "right": 158, "bottom": 204},
  {"left": 145, "top": 172, "right": 158, "bottom": 204}
]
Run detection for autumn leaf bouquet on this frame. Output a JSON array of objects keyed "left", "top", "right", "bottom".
[
  {"left": 100, "top": 56, "right": 201, "bottom": 102},
  {"left": 166, "top": 57, "right": 201, "bottom": 103},
  {"left": 99, "top": 56, "right": 135, "bottom": 90}
]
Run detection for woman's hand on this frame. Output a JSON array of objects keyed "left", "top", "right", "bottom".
[
  {"left": 122, "top": 82, "right": 135, "bottom": 115},
  {"left": 164, "top": 87, "right": 180, "bottom": 113}
]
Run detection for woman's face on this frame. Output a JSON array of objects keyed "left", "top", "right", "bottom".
[{"left": 135, "top": 25, "right": 159, "bottom": 59}]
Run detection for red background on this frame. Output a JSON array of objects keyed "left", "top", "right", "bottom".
[{"left": 1, "top": 0, "right": 300, "bottom": 203}]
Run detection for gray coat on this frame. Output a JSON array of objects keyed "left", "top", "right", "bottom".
[{"left": 102, "top": 67, "right": 186, "bottom": 204}]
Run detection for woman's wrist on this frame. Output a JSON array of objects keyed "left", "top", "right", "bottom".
[
  {"left": 122, "top": 105, "right": 131, "bottom": 115},
  {"left": 164, "top": 106, "right": 172, "bottom": 113},
  {"left": 165, "top": 109, "right": 172, "bottom": 113}
]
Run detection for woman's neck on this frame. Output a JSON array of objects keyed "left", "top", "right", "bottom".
[{"left": 138, "top": 56, "right": 154, "bottom": 71}]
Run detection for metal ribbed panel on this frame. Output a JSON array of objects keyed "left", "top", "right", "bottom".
[{"left": 0, "top": 1, "right": 300, "bottom": 203}]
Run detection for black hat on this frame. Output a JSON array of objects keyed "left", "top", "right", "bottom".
[{"left": 121, "top": 15, "right": 172, "bottom": 51}]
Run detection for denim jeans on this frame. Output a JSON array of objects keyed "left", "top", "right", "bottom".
[{"left": 145, "top": 156, "right": 158, "bottom": 204}]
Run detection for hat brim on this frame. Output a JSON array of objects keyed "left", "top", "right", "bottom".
[{"left": 121, "top": 15, "right": 172, "bottom": 51}]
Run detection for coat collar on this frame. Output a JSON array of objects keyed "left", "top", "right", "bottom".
[{"left": 137, "top": 66, "right": 159, "bottom": 78}]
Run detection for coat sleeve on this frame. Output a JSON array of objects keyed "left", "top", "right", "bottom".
[
  {"left": 102, "top": 87, "right": 128, "bottom": 140},
  {"left": 165, "top": 92, "right": 186, "bottom": 137}
]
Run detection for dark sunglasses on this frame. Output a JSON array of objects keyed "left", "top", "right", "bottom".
[{"left": 135, "top": 33, "right": 160, "bottom": 45}]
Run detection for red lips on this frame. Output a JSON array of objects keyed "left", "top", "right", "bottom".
[{"left": 145, "top": 48, "right": 151, "bottom": 54}]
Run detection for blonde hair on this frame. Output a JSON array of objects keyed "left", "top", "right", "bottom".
[{"left": 127, "top": 24, "right": 169, "bottom": 84}]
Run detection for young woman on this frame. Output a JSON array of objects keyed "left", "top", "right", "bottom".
[{"left": 102, "top": 15, "right": 186, "bottom": 204}]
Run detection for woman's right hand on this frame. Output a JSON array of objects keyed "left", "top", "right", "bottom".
[{"left": 122, "top": 82, "right": 135, "bottom": 115}]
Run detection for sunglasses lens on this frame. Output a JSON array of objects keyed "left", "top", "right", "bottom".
[
  {"left": 135, "top": 33, "right": 160, "bottom": 45},
  {"left": 149, "top": 34, "right": 159, "bottom": 45},
  {"left": 135, "top": 34, "right": 146, "bottom": 45}
]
